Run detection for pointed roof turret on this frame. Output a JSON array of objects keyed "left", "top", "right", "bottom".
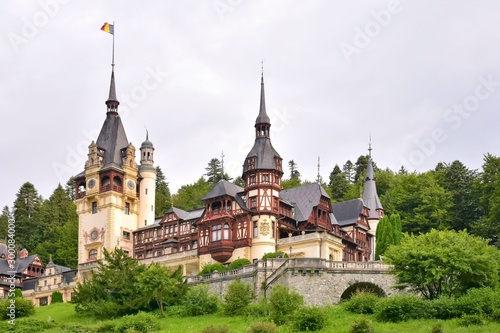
[
  {"left": 255, "top": 73, "right": 270, "bottom": 126},
  {"left": 363, "top": 142, "right": 383, "bottom": 218},
  {"left": 105, "top": 65, "right": 120, "bottom": 113}
]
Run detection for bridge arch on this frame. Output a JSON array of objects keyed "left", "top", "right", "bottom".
[{"left": 340, "top": 281, "right": 386, "bottom": 300}]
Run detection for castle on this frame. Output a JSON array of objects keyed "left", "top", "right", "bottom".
[{"left": 21, "top": 61, "right": 385, "bottom": 305}]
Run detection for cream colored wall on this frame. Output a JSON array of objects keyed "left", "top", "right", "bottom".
[
  {"left": 138, "top": 169, "right": 156, "bottom": 227},
  {"left": 250, "top": 215, "right": 277, "bottom": 261}
]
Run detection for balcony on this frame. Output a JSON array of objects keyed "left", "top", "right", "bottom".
[{"left": 208, "top": 239, "right": 235, "bottom": 263}]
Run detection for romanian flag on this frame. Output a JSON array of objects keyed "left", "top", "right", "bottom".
[{"left": 101, "top": 22, "right": 114, "bottom": 35}]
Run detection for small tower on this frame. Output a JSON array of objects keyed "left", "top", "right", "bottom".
[
  {"left": 242, "top": 69, "right": 283, "bottom": 261},
  {"left": 138, "top": 132, "right": 157, "bottom": 227},
  {"left": 362, "top": 140, "right": 384, "bottom": 260}
]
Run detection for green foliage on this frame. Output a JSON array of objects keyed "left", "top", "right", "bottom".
[
  {"left": 246, "top": 299, "right": 270, "bottom": 318},
  {"left": 51, "top": 291, "right": 63, "bottom": 303},
  {"left": 344, "top": 292, "right": 380, "bottom": 314},
  {"left": 201, "top": 325, "right": 229, "bottom": 333},
  {"left": 385, "top": 229, "right": 500, "bottom": 299},
  {"left": 430, "top": 323, "right": 444, "bottom": 333},
  {"left": 328, "top": 164, "right": 350, "bottom": 202},
  {"left": 458, "top": 314, "right": 484, "bottom": 327},
  {"left": 155, "top": 166, "right": 172, "bottom": 217},
  {"left": 13, "top": 182, "right": 43, "bottom": 251},
  {"left": 261, "top": 252, "right": 288, "bottom": 261},
  {"left": 432, "top": 288, "right": 500, "bottom": 320},
  {"left": 375, "top": 294, "right": 432, "bottom": 322},
  {"left": 172, "top": 177, "right": 214, "bottom": 211},
  {"left": 228, "top": 258, "right": 252, "bottom": 270},
  {"left": 0, "top": 206, "right": 12, "bottom": 240},
  {"left": 247, "top": 321, "right": 277, "bottom": 333},
  {"left": 291, "top": 306, "right": 327, "bottom": 332},
  {"left": 72, "top": 247, "right": 148, "bottom": 318},
  {"left": 269, "top": 284, "right": 304, "bottom": 325},
  {"left": 281, "top": 177, "right": 302, "bottom": 190},
  {"left": 136, "top": 263, "right": 186, "bottom": 314},
  {"left": 182, "top": 284, "right": 219, "bottom": 316},
  {"left": 199, "top": 263, "right": 228, "bottom": 275},
  {"left": 0, "top": 298, "right": 35, "bottom": 319},
  {"left": 205, "top": 157, "right": 231, "bottom": 184},
  {"left": 223, "top": 279, "right": 253, "bottom": 316},
  {"left": 375, "top": 214, "right": 402, "bottom": 260},
  {"left": 115, "top": 311, "right": 159, "bottom": 333},
  {"left": 349, "top": 317, "right": 375, "bottom": 333}
]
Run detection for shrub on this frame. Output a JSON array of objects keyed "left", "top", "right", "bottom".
[
  {"left": 269, "top": 284, "right": 304, "bottom": 325},
  {"left": 201, "top": 325, "right": 229, "bottom": 333},
  {"left": 199, "top": 263, "right": 228, "bottom": 275},
  {"left": 248, "top": 322, "right": 277, "bottom": 333},
  {"left": 228, "top": 258, "right": 252, "bottom": 270},
  {"left": 0, "top": 298, "right": 35, "bottom": 319},
  {"left": 115, "top": 311, "right": 159, "bottom": 333},
  {"left": 345, "top": 292, "right": 380, "bottom": 314},
  {"left": 458, "top": 314, "right": 484, "bottom": 327},
  {"left": 430, "top": 323, "right": 444, "bottom": 333},
  {"left": 0, "top": 318, "right": 56, "bottom": 333},
  {"left": 291, "top": 306, "right": 326, "bottom": 332},
  {"left": 375, "top": 294, "right": 432, "bottom": 322},
  {"left": 491, "top": 308, "right": 500, "bottom": 322},
  {"left": 262, "top": 252, "right": 288, "bottom": 261},
  {"left": 246, "top": 299, "right": 270, "bottom": 318},
  {"left": 223, "top": 279, "right": 253, "bottom": 316},
  {"left": 51, "top": 291, "right": 64, "bottom": 303},
  {"left": 182, "top": 284, "right": 219, "bottom": 316},
  {"left": 349, "top": 318, "right": 375, "bottom": 333}
]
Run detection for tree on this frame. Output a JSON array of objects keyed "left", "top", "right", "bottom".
[
  {"left": 288, "top": 160, "right": 301, "bottom": 181},
  {"left": 0, "top": 206, "right": 12, "bottom": 241},
  {"left": 353, "top": 155, "right": 370, "bottom": 184},
  {"left": 269, "top": 284, "right": 304, "bottom": 325},
  {"left": 205, "top": 158, "right": 231, "bottom": 184},
  {"left": 172, "top": 177, "right": 214, "bottom": 211},
  {"left": 136, "top": 263, "right": 186, "bottom": 315},
  {"left": 73, "top": 248, "right": 147, "bottom": 318},
  {"left": 222, "top": 279, "right": 253, "bottom": 316},
  {"left": 375, "top": 214, "right": 402, "bottom": 260},
  {"left": 13, "top": 182, "right": 43, "bottom": 250},
  {"left": 64, "top": 177, "right": 76, "bottom": 202},
  {"left": 385, "top": 229, "right": 500, "bottom": 300},
  {"left": 328, "top": 164, "right": 350, "bottom": 202},
  {"left": 343, "top": 160, "right": 355, "bottom": 184},
  {"left": 233, "top": 176, "right": 245, "bottom": 188},
  {"left": 155, "top": 166, "right": 172, "bottom": 216}
]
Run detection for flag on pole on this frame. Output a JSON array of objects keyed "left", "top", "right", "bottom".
[{"left": 101, "top": 22, "right": 114, "bottom": 35}]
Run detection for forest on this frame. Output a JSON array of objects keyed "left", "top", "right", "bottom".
[{"left": 1, "top": 152, "right": 499, "bottom": 269}]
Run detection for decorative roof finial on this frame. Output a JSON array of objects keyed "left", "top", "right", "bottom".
[{"left": 368, "top": 135, "right": 372, "bottom": 158}]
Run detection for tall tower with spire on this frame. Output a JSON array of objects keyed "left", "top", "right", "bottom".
[
  {"left": 362, "top": 139, "right": 384, "bottom": 260},
  {"left": 242, "top": 70, "right": 283, "bottom": 261},
  {"left": 138, "top": 132, "right": 157, "bottom": 227},
  {"left": 74, "top": 64, "right": 141, "bottom": 275}
]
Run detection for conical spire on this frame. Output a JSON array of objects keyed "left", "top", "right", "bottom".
[
  {"left": 255, "top": 66, "right": 270, "bottom": 126},
  {"left": 363, "top": 142, "right": 383, "bottom": 218},
  {"left": 105, "top": 64, "right": 119, "bottom": 113}
]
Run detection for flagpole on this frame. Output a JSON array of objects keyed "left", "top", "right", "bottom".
[{"left": 112, "top": 21, "right": 115, "bottom": 68}]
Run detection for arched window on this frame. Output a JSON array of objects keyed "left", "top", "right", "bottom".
[
  {"left": 89, "top": 249, "right": 97, "bottom": 260},
  {"left": 223, "top": 223, "right": 229, "bottom": 239}
]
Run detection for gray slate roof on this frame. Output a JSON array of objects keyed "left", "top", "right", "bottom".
[
  {"left": 95, "top": 113, "right": 129, "bottom": 168},
  {"left": 280, "top": 183, "right": 330, "bottom": 222},
  {"left": 332, "top": 198, "right": 364, "bottom": 226},
  {"left": 362, "top": 157, "right": 383, "bottom": 218},
  {"left": 243, "top": 138, "right": 281, "bottom": 172},
  {"left": 0, "top": 254, "right": 41, "bottom": 276},
  {"left": 255, "top": 75, "right": 270, "bottom": 124},
  {"left": 203, "top": 180, "right": 244, "bottom": 200}
]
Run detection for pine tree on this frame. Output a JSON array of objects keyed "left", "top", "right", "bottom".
[
  {"left": 343, "top": 160, "right": 355, "bottom": 184},
  {"left": 0, "top": 206, "right": 12, "bottom": 241},
  {"left": 328, "top": 164, "right": 350, "bottom": 202},
  {"left": 13, "top": 182, "right": 43, "bottom": 251},
  {"left": 155, "top": 166, "right": 172, "bottom": 216}
]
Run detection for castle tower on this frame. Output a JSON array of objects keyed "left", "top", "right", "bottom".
[
  {"left": 75, "top": 65, "right": 139, "bottom": 273},
  {"left": 362, "top": 142, "right": 384, "bottom": 260},
  {"left": 242, "top": 71, "right": 283, "bottom": 261},
  {"left": 138, "top": 132, "right": 157, "bottom": 227}
]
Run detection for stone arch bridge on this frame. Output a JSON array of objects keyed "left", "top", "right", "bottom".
[{"left": 187, "top": 258, "right": 398, "bottom": 306}]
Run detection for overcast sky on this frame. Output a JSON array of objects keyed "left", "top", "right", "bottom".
[{"left": 2, "top": 0, "right": 500, "bottom": 208}]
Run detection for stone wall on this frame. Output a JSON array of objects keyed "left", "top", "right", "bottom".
[{"left": 187, "top": 258, "right": 398, "bottom": 306}]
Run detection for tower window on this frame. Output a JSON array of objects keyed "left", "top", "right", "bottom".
[
  {"left": 262, "top": 174, "right": 270, "bottom": 183},
  {"left": 212, "top": 225, "right": 221, "bottom": 241},
  {"left": 145, "top": 188, "right": 148, "bottom": 195},
  {"left": 123, "top": 231, "right": 130, "bottom": 240},
  {"left": 151, "top": 205, "right": 153, "bottom": 212},
  {"left": 253, "top": 221, "right": 258, "bottom": 238},
  {"left": 92, "top": 202, "right": 97, "bottom": 214},
  {"left": 89, "top": 249, "right": 97, "bottom": 260},
  {"left": 250, "top": 197, "right": 257, "bottom": 208},
  {"left": 125, "top": 202, "right": 130, "bottom": 215},
  {"left": 223, "top": 223, "right": 229, "bottom": 239}
]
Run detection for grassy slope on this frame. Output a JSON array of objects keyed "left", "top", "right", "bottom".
[{"left": 24, "top": 302, "right": 500, "bottom": 333}]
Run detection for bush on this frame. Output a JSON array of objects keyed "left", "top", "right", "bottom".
[
  {"left": 51, "top": 291, "right": 64, "bottom": 303},
  {"left": 248, "top": 322, "right": 277, "bottom": 333},
  {"left": 115, "top": 311, "right": 159, "bottom": 333},
  {"left": 246, "top": 299, "right": 270, "bottom": 318},
  {"left": 201, "top": 325, "right": 229, "bottom": 333},
  {"left": 262, "top": 252, "right": 288, "bottom": 261},
  {"left": 291, "top": 306, "right": 326, "bottom": 332},
  {"left": 0, "top": 298, "right": 35, "bottom": 319},
  {"left": 182, "top": 284, "right": 219, "bottom": 316},
  {"left": 491, "top": 308, "right": 500, "bottom": 322},
  {"left": 431, "top": 288, "right": 500, "bottom": 320},
  {"left": 228, "top": 258, "right": 252, "bottom": 270},
  {"left": 458, "top": 314, "right": 484, "bottom": 327},
  {"left": 199, "top": 263, "right": 228, "bottom": 275},
  {"left": 223, "top": 279, "right": 253, "bottom": 316},
  {"left": 345, "top": 292, "right": 380, "bottom": 314},
  {"left": 349, "top": 318, "right": 375, "bottom": 333},
  {"left": 269, "top": 284, "right": 304, "bottom": 325},
  {"left": 0, "top": 318, "right": 56, "bottom": 333},
  {"left": 375, "top": 294, "right": 432, "bottom": 322}
]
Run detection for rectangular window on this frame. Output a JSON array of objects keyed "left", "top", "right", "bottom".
[
  {"left": 250, "top": 175, "right": 256, "bottom": 185},
  {"left": 40, "top": 297, "right": 48, "bottom": 306},
  {"left": 125, "top": 202, "right": 130, "bottom": 215},
  {"left": 250, "top": 197, "right": 257, "bottom": 208},
  {"left": 272, "top": 221, "right": 275, "bottom": 238},
  {"left": 151, "top": 205, "right": 153, "bottom": 212},
  {"left": 253, "top": 221, "right": 258, "bottom": 238},
  {"left": 124, "top": 250, "right": 129, "bottom": 256},
  {"left": 92, "top": 202, "right": 97, "bottom": 214},
  {"left": 157, "top": 229, "right": 162, "bottom": 237},
  {"left": 123, "top": 231, "right": 130, "bottom": 240},
  {"left": 145, "top": 188, "right": 148, "bottom": 195},
  {"left": 174, "top": 224, "right": 178, "bottom": 233},
  {"left": 212, "top": 225, "right": 222, "bottom": 241},
  {"left": 262, "top": 174, "right": 270, "bottom": 183}
]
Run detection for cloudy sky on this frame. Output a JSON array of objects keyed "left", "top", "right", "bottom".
[{"left": 2, "top": 0, "right": 500, "bottom": 208}]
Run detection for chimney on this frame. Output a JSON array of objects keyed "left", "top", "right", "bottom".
[{"left": 18, "top": 248, "right": 28, "bottom": 259}]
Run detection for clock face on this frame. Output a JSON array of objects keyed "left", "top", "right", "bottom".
[
  {"left": 90, "top": 230, "right": 99, "bottom": 240},
  {"left": 127, "top": 180, "right": 135, "bottom": 190},
  {"left": 88, "top": 179, "right": 96, "bottom": 189}
]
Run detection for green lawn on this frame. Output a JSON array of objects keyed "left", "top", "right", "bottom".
[{"left": 1, "top": 302, "right": 498, "bottom": 333}]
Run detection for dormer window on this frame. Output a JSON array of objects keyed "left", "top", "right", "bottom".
[{"left": 247, "top": 157, "right": 256, "bottom": 170}]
